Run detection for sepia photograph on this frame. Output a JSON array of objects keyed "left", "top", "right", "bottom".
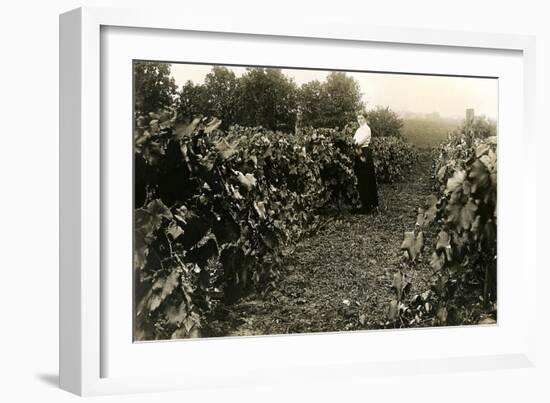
[{"left": 133, "top": 61, "right": 498, "bottom": 341}]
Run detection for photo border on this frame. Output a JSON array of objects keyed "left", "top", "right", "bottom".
[{"left": 60, "top": 6, "right": 537, "bottom": 396}]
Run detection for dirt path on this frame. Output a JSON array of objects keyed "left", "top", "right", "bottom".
[{"left": 207, "top": 149, "right": 436, "bottom": 337}]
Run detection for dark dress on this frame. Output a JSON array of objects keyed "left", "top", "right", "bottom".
[{"left": 355, "top": 146, "right": 379, "bottom": 213}]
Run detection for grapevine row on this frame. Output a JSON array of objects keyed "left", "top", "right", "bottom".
[
  {"left": 134, "top": 110, "right": 417, "bottom": 340},
  {"left": 390, "top": 125, "right": 497, "bottom": 327}
]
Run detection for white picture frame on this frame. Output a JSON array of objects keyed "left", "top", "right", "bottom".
[{"left": 60, "top": 6, "right": 537, "bottom": 396}]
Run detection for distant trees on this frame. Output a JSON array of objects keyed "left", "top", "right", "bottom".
[
  {"left": 203, "top": 67, "right": 240, "bottom": 127},
  {"left": 366, "top": 106, "right": 404, "bottom": 138},
  {"left": 235, "top": 68, "right": 298, "bottom": 132},
  {"left": 178, "top": 67, "right": 240, "bottom": 129},
  {"left": 310, "top": 72, "right": 364, "bottom": 129},
  {"left": 297, "top": 80, "right": 325, "bottom": 128},
  {"left": 467, "top": 115, "right": 497, "bottom": 138},
  {"left": 176, "top": 67, "right": 299, "bottom": 131},
  {"left": 134, "top": 62, "right": 178, "bottom": 116},
  {"left": 171, "top": 66, "right": 365, "bottom": 132},
  {"left": 296, "top": 72, "right": 364, "bottom": 129},
  {"left": 178, "top": 80, "right": 207, "bottom": 119}
]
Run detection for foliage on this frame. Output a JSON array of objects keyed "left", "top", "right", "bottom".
[
  {"left": 296, "top": 80, "right": 325, "bottom": 128},
  {"left": 134, "top": 62, "right": 178, "bottom": 116},
  {"left": 433, "top": 119, "right": 497, "bottom": 191},
  {"left": 178, "top": 80, "right": 208, "bottom": 122},
  {"left": 304, "top": 72, "right": 364, "bottom": 129},
  {"left": 469, "top": 116, "right": 497, "bottom": 139},
  {"left": 296, "top": 73, "right": 365, "bottom": 129},
  {"left": 174, "top": 66, "right": 365, "bottom": 132},
  {"left": 425, "top": 134, "right": 497, "bottom": 325},
  {"left": 235, "top": 68, "right": 299, "bottom": 132},
  {"left": 390, "top": 126, "right": 497, "bottom": 327},
  {"left": 177, "top": 67, "right": 240, "bottom": 130},
  {"left": 371, "top": 137, "right": 418, "bottom": 183},
  {"left": 133, "top": 100, "right": 421, "bottom": 340},
  {"left": 365, "top": 106, "right": 404, "bottom": 138},
  {"left": 177, "top": 67, "right": 299, "bottom": 132},
  {"left": 134, "top": 114, "right": 362, "bottom": 340},
  {"left": 202, "top": 67, "right": 240, "bottom": 127}
]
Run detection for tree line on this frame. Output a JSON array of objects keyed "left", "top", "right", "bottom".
[{"left": 134, "top": 61, "right": 404, "bottom": 137}]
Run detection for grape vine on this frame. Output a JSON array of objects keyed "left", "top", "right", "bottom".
[
  {"left": 390, "top": 125, "right": 497, "bottom": 327},
  {"left": 134, "top": 110, "right": 418, "bottom": 340}
]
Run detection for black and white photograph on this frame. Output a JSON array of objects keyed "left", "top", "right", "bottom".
[{"left": 133, "top": 61, "right": 498, "bottom": 341}]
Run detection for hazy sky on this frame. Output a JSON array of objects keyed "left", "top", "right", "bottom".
[{"left": 170, "top": 63, "right": 498, "bottom": 120}]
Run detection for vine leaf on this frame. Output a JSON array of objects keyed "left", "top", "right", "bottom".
[
  {"left": 147, "top": 199, "right": 173, "bottom": 223},
  {"left": 435, "top": 230, "right": 452, "bottom": 261},
  {"left": 149, "top": 271, "right": 181, "bottom": 312},
  {"left": 460, "top": 198, "right": 478, "bottom": 230},
  {"left": 229, "top": 184, "right": 244, "bottom": 200},
  {"left": 205, "top": 117, "right": 222, "bottom": 133},
  {"left": 446, "top": 170, "right": 466, "bottom": 194},
  {"left": 136, "top": 278, "right": 177, "bottom": 317},
  {"left": 430, "top": 251, "right": 446, "bottom": 271},
  {"left": 446, "top": 197, "right": 478, "bottom": 232},
  {"left": 475, "top": 143, "right": 490, "bottom": 158},
  {"left": 387, "top": 300, "right": 399, "bottom": 322},
  {"left": 254, "top": 201, "right": 267, "bottom": 220},
  {"left": 170, "top": 312, "right": 201, "bottom": 339},
  {"left": 468, "top": 160, "right": 490, "bottom": 194},
  {"left": 453, "top": 230, "right": 469, "bottom": 257},
  {"left": 401, "top": 231, "right": 424, "bottom": 261},
  {"left": 436, "top": 165, "right": 447, "bottom": 182},
  {"left": 437, "top": 306, "right": 448, "bottom": 325},
  {"left": 134, "top": 199, "right": 172, "bottom": 272},
  {"left": 415, "top": 208, "right": 425, "bottom": 227},
  {"left": 165, "top": 300, "right": 188, "bottom": 325},
  {"left": 391, "top": 271, "right": 411, "bottom": 301},
  {"left": 416, "top": 195, "right": 438, "bottom": 228},
  {"left": 174, "top": 117, "right": 201, "bottom": 139},
  {"left": 215, "top": 138, "right": 239, "bottom": 160},
  {"left": 480, "top": 150, "right": 496, "bottom": 173},
  {"left": 234, "top": 170, "right": 257, "bottom": 191},
  {"left": 166, "top": 221, "right": 184, "bottom": 240}
]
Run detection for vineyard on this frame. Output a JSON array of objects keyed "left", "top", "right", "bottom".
[
  {"left": 134, "top": 109, "right": 415, "bottom": 339},
  {"left": 133, "top": 64, "right": 497, "bottom": 341},
  {"left": 133, "top": 108, "right": 496, "bottom": 340}
]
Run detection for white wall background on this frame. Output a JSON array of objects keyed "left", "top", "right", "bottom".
[{"left": 0, "top": 0, "right": 547, "bottom": 401}]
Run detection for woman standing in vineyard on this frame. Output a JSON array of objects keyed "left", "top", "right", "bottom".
[{"left": 353, "top": 112, "right": 379, "bottom": 213}]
